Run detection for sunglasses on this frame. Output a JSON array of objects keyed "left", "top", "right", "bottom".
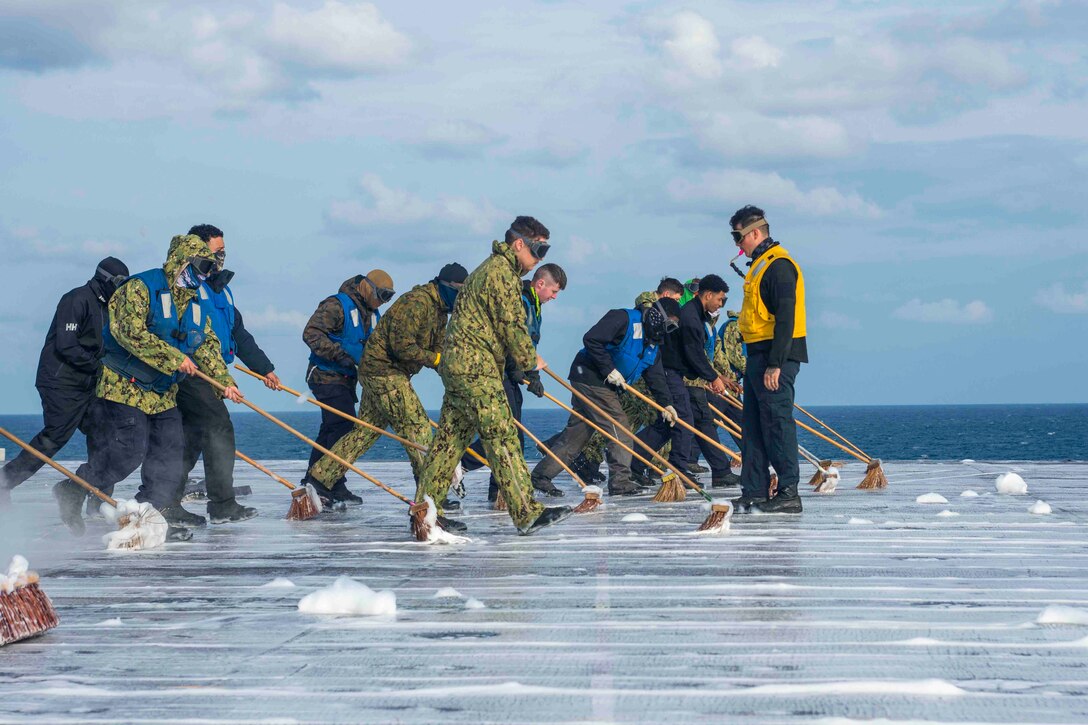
[{"left": 731, "top": 218, "right": 765, "bottom": 243}]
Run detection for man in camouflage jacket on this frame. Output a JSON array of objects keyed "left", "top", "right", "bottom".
[
  {"left": 709, "top": 309, "right": 745, "bottom": 449},
  {"left": 416, "top": 217, "right": 571, "bottom": 536},
  {"left": 52, "top": 234, "right": 241, "bottom": 534},
  {"left": 309, "top": 264, "right": 468, "bottom": 493}
]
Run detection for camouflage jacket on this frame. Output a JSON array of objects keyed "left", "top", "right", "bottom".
[
  {"left": 441, "top": 241, "right": 535, "bottom": 382},
  {"left": 97, "top": 235, "right": 234, "bottom": 415},
  {"left": 358, "top": 282, "right": 448, "bottom": 380},
  {"left": 303, "top": 277, "right": 377, "bottom": 387},
  {"left": 713, "top": 310, "right": 746, "bottom": 383}
]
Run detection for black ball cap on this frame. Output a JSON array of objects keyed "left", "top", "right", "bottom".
[{"left": 438, "top": 263, "right": 468, "bottom": 285}]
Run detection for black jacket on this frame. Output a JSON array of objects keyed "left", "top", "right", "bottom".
[
  {"left": 747, "top": 250, "right": 809, "bottom": 366},
  {"left": 233, "top": 308, "right": 275, "bottom": 376},
  {"left": 35, "top": 278, "right": 113, "bottom": 390},
  {"left": 677, "top": 297, "right": 720, "bottom": 382},
  {"left": 568, "top": 309, "right": 672, "bottom": 407}
]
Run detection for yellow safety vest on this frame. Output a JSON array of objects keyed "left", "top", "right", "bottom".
[{"left": 739, "top": 244, "right": 807, "bottom": 344}]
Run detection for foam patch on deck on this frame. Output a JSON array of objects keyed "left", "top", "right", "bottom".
[
  {"left": 1028, "top": 500, "right": 1052, "bottom": 515},
  {"left": 297, "top": 576, "right": 396, "bottom": 616},
  {"left": 101, "top": 500, "right": 168, "bottom": 551},
  {"left": 995, "top": 472, "right": 1028, "bottom": 495},
  {"left": 421, "top": 495, "right": 471, "bottom": 545},
  {"left": 1037, "top": 605, "right": 1088, "bottom": 626},
  {"left": 916, "top": 493, "right": 948, "bottom": 504}
]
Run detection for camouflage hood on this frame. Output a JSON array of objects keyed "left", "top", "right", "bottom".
[
  {"left": 337, "top": 275, "right": 371, "bottom": 312},
  {"left": 634, "top": 290, "right": 656, "bottom": 309},
  {"left": 163, "top": 234, "right": 218, "bottom": 288}
]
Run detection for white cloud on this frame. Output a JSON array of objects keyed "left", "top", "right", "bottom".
[
  {"left": 244, "top": 305, "right": 310, "bottom": 330},
  {"left": 893, "top": 298, "right": 993, "bottom": 324},
  {"left": 328, "top": 174, "right": 503, "bottom": 234},
  {"left": 817, "top": 311, "right": 860, "bottom": 330},
  {"left": 650, "top": 11, "right": 722, "bottom": 82},
  {"left": 1034, "top": 280, "right": 1088, "bottom": 314},
  {"left": 266, "top": 1, "right": 411, "bottom": 74},
  {"left": 694, "top": 111, "right": 853, "bottom": 159},
  {"left": 417, "top": 120, "right": 504, "bottom": 156},
  {"left": 729, "top": 36, "right": 781, "bottom": 70},
  {"left": 82, "top": 239, "right": 127, "bottom": 255},
  {"left": 668, "top": 169, "right": 881, "bottom": 219}
]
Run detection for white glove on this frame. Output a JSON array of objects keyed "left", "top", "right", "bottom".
[
  {"left": 661, "top": 405, "right": 679, "bottom": 427},
  {"left": 450, "top": 461, "right": 466, "bottom": 499},
  {"left": 605, "top": 369, "right": 626, "bottom": 388}
]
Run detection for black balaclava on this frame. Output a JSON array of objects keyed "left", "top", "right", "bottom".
[{"left": 94, "top": 256, "right": 130, "bottom": 298}]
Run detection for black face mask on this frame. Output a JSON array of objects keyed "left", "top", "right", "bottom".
[
  {"left": 643, "top": 305, "right": 668, "bottom": 345},
  {"left": 206, "top": 269, "right": 235, "bottom": 294}
]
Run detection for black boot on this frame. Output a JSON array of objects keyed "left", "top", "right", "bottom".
[
  {"left": 531, "top": 475, "right": 565, "bottom": 498},
  {"left": 52, "top": 480, "right": 86, "bottom": 536},
  {"left": 731, "top": 495, "right": 768, "bottom": 514},
  {"left": 631, "top": 468, "right": 656, "bottom": 489},
  {"left": 518, "top": 506, "right": 573, "bottom": 536},
  {"left": 158, "top": 505, "right": 207, "bottom": 528},
  {"left": 711, "top": 471, "right": 742, "bottom": 488},
  {"left": 330, "top": 480, "right": 363, "bottom": 505},
  {"left": 436, "top": 514, "right": 468, "bottom": 533},
  {"left": 440, "top": 497, "right": 462, "bottom": 511},
  {"left": 208, "top": 499, "right": 259, "bottom": 524},
  {"left": 687, "top": 461, "right": 709, "bottom": 474},
  {"left": 608, "top": 482, "right": 642, "bottom": 496},
  {"left": 754, "top": 494, "right": 803, "bottom": 514}
]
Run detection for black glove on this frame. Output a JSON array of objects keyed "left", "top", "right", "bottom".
[
  {"left": 525, "top": 370, "right": 544, "bottom": 398},
  {"left": 508, "top": 369, "right": 527, "bottom": 385}
]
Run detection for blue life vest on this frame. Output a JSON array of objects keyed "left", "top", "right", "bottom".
[
  {"left": 581, "top": 308, "right": 659, "bottom": 385},
  {"left": 197, "top": 282, "right": 236, "bottom": 364},
  {"left": 523, "top": 290, "right": 542, "bottom": 346},
  {"left": 101, "top": 268, "right": 206, "bottom": 394},
  {"left": 703, "top": 320, "right": 717, "bottom": 361},
  {"left": 308, "top": 293, "right": 379, "bottom": 377}
]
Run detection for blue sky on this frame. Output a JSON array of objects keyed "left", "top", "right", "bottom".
[{"left": 1, "top": 0, "right": 1086, "bottom": 414}]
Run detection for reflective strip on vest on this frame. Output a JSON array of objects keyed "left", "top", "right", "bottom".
[{"left": 738, "top": 244, "right": 807, "bottom": 345}]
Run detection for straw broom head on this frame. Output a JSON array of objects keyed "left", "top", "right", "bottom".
[
  {"left": 653, "top": 471, "right": 687, "bottom": 502},
  {"left": 856, "top": 458, "right": 888, "bottom": 490}
]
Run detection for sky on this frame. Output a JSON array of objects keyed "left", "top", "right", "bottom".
[{"left": 0, "top": 0, "right": 1086, "bottom": 415}]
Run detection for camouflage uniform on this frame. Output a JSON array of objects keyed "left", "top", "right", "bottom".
[
  {"left": 715, "top": 310, "right": 746, "bottom": 384},
  {"left": 68, "top": 235, "right": 233, "bottom": 510},
  {"left": 310, "top": 282, "right": 449, "bottom": 487},
  {"left": 416, "top": 241, "right": 544, "bottom": 530}
]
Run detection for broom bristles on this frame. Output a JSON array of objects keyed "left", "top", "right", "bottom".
[
  {"left": 769, "top": 473, "right": 779, "bottom": 498},
  {"left": 287, "top": 485, "right": 321, "bottom": 521},
  {"left": 808, "top": 460, "right": 833, "bottom": 486},
  {"left": 572, "top": 490, "right": 602, "bottom": 514},
  {"left": 492, "top": 492, "right": 507, "bottom": 511},
  {"left": 0, "top": 579, "right": 60, "bottom": 646},
  {"left": 410, "top": 501, "right": 432, "bottom": 541},
  {"left": 652, "top": 472, "right": 686, "bottom": 502},
  {"left": 696, "top": 502, "right": 734, "bottom": 534},
  {"left": 856, "top": 458, "right": 888, "bottom": 490}
]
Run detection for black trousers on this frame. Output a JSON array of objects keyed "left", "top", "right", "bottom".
[
  {"left": 687, "top": 386, "right": 733, "bottom": 476},
  {"left": 632, "top": 369, "right": 692, "bottom": 474},
  {"left": 461, "top": 376, "right": 523, "bottom": 500},
  {"left": 74, "top": 399, "right": 185, "bottom": 509},
  {"left": 740, "top": 353, "right": 801, "bottom": 500},
  {"left": 1, "top": 384, "right": 96, "bottom": 489},
  {"left": 177, "top": 377, "right": 237, "bottom": 505},
  {"left": 303, "top": 382, "right": 358, "bottom": 486}
]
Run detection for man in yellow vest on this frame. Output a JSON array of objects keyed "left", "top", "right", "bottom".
[{"left": 730, "top": 205, "right": 808, "bottom": 513}]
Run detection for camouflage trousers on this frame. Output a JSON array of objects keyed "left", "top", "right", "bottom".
[
  {"left": 581, "top": 379, "right": 660, "bottom": 467},
  {"left": 417, "top": 372, "right": 544, "bottom": 530},
  {"left": 310, "top": 373, "right": 430, "bottom": 488}
]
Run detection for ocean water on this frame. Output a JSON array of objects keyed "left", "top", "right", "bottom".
[{"left": 0, "top": 403, "right": 1084, "bottom": 465}]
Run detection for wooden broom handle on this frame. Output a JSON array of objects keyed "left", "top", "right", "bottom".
[
  {"left": 794, "top": 403, "right": 871, "bottom": 460},
  {"left": 707, "top": 402, "right": 743, "bottom": 439},
  {"left": 0, "top": 427, "right": 116, "bottom": 507},
  {"left": 234, "top": 450, "right": 296, "bottom": 491},
  {"left": 540, "top": 366, "right": 704, "bottom": 494},
  {"left": 511, "top": 419, "right": 587, "bottom": 491},
  {"left": 623, "top": 383, "right": 742, "bottom": 465},
  {"left": 539, "top": 389, "right": 666, "bottom": 476},
  {"left": 234, "top": 365, "right": 428, "bottom": 453},
  {"left": 427, "top": 419, "right": 490, "bottom": 468},
  {"left": 194, "top": 370, "right": 412, "bottom": 505}
]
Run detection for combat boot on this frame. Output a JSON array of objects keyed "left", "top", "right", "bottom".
[
  {"left": 436, "top": 515, "right": 468, "bottom": 533},
  {"left": 731, "top": 495, "right": 768, "bottom": 514},
  {"left": 531, "top": 475, "right": 565, "bottom": 498},
  {"left": 687, "top": 461, "right": 709, "bottom": 474},
  {"left": 208, "top": 499, "right": 259, "bottom": 524},
  {"left": 518, "top": 505, "right": 573, "bottom": 536},
  {"left": 631, "top": 469, "right": 656, "bottom": 489},
  {"left": 52, "top": 480, "right": 86, "bottom": 536},
  {"left": 158, "top": 505, "right": 207, "bottom": 528},
  {"left": 166, "top": 526, "right": 194, "bottom": 542},
  {"left": 753, "top": 494, "right": 803, "bottom": 514},
  {"left": 711, "top": 471, "right": 742, "bottom": 488},
  {"left": 608, "top": 482, "right": 642, "bottom": 496},
  {"left": 439, "top": 497, "right": 461, "bottom": 512},
  {"left": 330, "top": 480, "right": 363, "bottom": 505}
]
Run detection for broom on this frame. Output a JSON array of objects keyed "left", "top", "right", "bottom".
[
  {"left": 0, "top": 426, "right": 175, "bottom": 550},
  {"left": 798, "top": 445, "right": 839, "bottom": 493},
  {"left": 793, "top": 403, "right": 887, "bottom": 490},
  {"left": 233, "top": 450, "right": 321, "bottom": 521},
  {"left": 541, "top": 366, "right": 732, "bottom": 532},
  {"left": 624, "top": 384, "right": 743, "bottom": 467},
  {"left": 195, "top": 371, "right": 455, "bottom": 543},
  {"left": 511, "top": 418, "right": 600, "bottom": 513},
  {"left": 1, "top": 555, "right": 59, "bottom": 647}
]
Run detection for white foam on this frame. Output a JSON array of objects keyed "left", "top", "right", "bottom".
[
  {"left": 960, "top": 490, "right": 980, "bottom": 498},
  {"left": 1028, "top": 500, "right": 1052, "bottom": 515},
  {"left": 1037, "top": 605, "right": 1088, "bottom": 625},
  {"left": 464, "top": 598, "right": 487, "bottom": 610},
  {"left": 433, "top": 587, "right": 463, "bottom": 599},
  {"left": 848, "top": 517, "right": 873, "bottom": 525},
  {"left": 814, "top": 466, "right": 839, "bottom": 493},
  {"left": 961, "top": 459, "right": 975, "bottom": 464},
  {"left": 420, "top": 495, "right": 471, "bottom": 545},
  {"left": 97, "top": 618, "right": 123, "bottom": 627},
  {"left": 936, "top": 510, "right": 960, "bottom": 518},
  {"left": 297, "top": 576, "right": 396, "bottom": 616},
  {"left": 995, "top": 472, "right": 1028, "bottom": 495},
  {"left": 915, "top": 493, "right": 948, "bottom": 504},
  {"left": 621, "top": 513, "right": 649, "bottom": 523},
  {"left": 743, "top": 679, "right": 965, "bottom": 697},
  {"left": 895, "top": 637, "right": 943, "bottom": 646},
  {"left": 101, "top": 500, "right": 168, "bottom": 551},
  {"left": 260, "top": 578, "right": 297, "bottom": 589},
  {"left": 583, "top": 484, "right": 603, "bottom": 496}
]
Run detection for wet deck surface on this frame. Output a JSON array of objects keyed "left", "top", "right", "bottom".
[{"left": 2, "top": 459, "right": 1087, "bottom": 723}]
